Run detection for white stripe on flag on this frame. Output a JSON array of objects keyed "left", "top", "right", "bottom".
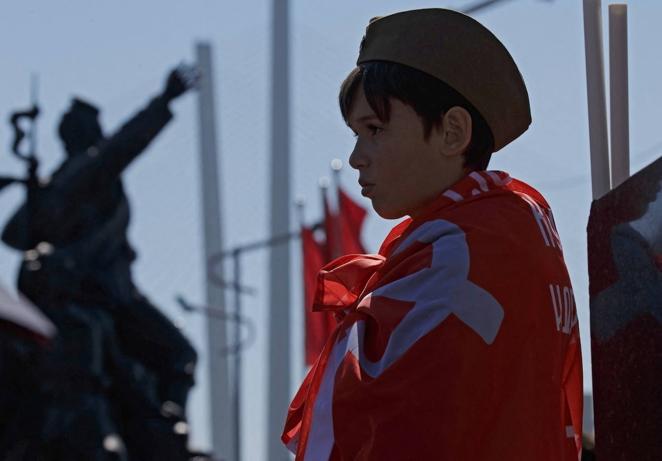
[
  {"left": 470, "top": 171, "right": 489, "bottom": 191},
  {"left": 443, "top": 190, "right": 463, "bottom": 202},
  {"left": 356, "top": 220, "right": 504, "bottom": 377},
  {"left": 305, "top": 331, "right": 349, "bottom": 460},
  {"left": 486, "top": 171, "right": 503, "bottom": 185}
]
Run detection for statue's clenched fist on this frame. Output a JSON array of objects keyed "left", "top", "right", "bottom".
[{"left": 162, "top": 63, "right": 200, "bottom": 102}]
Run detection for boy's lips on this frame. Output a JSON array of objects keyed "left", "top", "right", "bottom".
[{"left": 359, "top": 180, "right": 375, "bottom": 197}]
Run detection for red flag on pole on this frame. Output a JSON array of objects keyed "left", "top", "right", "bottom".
[
  {"left": 301, "top": 185, "right": 368, "bottom": 366},
  {"left": 325, "top": 186, "right": 368, "bottom": 258},
  {"left": 338, "top": 187, "right": 367, "bottom": 255},
  {"left": 301, "top": 226, "right": 336, "bottom": 365}
]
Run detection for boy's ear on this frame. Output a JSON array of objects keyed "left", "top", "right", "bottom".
[{"left": 439, "top": 106, "right": 472, "bottom": 158}]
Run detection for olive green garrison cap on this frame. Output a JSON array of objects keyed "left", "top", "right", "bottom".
[{"left": 357, "top": 8, "right": 531, "bottom": 152}]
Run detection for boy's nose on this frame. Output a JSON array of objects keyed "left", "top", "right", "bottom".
[{"left": 349, "top": 142, "right": 368, "bottom": 170}]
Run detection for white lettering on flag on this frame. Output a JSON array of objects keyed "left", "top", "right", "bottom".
[
  {"left": 516, "top": 192, "right": 562, "bottom": 250},
  {"left": 549, "top": 284, "right": 577, "bottom": 334}
]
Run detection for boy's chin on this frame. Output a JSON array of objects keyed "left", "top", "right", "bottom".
[{"left": 373, "top": 203, "right": 407, "bottom": 220}]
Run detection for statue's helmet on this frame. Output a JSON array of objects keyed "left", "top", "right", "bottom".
[{"left": 58, "top": 98, "right": 103, "bottom": 156}]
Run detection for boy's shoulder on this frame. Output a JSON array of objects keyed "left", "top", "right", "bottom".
[
  {"left": 439, "top": 171, "right": 552, "bottom": 218},
  {"left": 383, "top": 172, "right": 560, "bottom": 257},
  {"left": 435, "top": 172, "right": 561, "bottom": 250}
]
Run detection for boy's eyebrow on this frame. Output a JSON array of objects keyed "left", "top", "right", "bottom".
[{"left": 348, "top": 114, "right": 381, "bottom": 126}]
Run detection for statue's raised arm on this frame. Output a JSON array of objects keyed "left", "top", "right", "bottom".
[
  {"left": 55, "top": 64, "right": 199, "bottom": 197},
  {"left": 1, "top": 64, "right": 199, "bottom": 251}
]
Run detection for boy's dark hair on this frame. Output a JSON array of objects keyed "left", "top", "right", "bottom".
[{"left": 339, "top": 61, "right": 495, "bottom": 171}]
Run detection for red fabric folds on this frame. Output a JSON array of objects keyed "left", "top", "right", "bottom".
[
  {"left": 302, "top": 188, "right": 369, "bottom": 366},
  {"left": 301, "top": 227, "right": 336, "bottom": 366},
  {"left": 287, "top": 171, "right": 583, "bottom": 461}
]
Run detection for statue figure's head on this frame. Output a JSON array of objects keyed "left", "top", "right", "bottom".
[{"left": 58, "top": 98, "right": 103, "bottom": 156}]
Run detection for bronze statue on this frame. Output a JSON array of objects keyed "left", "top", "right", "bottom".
[{"left": 1, "top": 64, "right": 209, "bottom": 460}]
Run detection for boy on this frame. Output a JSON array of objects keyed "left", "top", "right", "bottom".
[{"left": 284, "top": 9, "right": 582, "bottom": 460}]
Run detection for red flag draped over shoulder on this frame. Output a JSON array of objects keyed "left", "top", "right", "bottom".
[{"left": 285, "top": 171, "right": 583, "bottom": 461}]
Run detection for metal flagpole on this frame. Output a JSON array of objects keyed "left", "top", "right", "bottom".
[
  {"left": 195, "top": 42, "right": 236, "bottom": 461},
  {"left": 295, "top": 199, "right": 306, "bottom": 230},
  {"left": 609, "top": 4, "right": 630, "bottom": 188},
  {"left": 267, "top": 0, "right": 292, "bottom": 458},
  {"left": 231, "top": 248, "right": 242, "bottom": 461},
  {"left": 295, "top": 198, "right": 308, "bottom": 378},
  {"left": 582, "top": 0, "right": 611, "bottom": 199},
  {"left": 318, "top": 177, "right": 334, "bottom": 259},
  {"left": 330, "top": 159, "right": 343, "bottom": 259}
]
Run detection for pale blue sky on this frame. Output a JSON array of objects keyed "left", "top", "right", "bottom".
[{"left": 1, "top": 1, "right": 661, "bottom": 459}]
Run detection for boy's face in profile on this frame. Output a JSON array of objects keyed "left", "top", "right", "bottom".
[{"left": 347, "top": 84, "right": 467, "bottom": 220}]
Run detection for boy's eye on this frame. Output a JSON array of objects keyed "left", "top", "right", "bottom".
[
  {"left": 349, "top": 124, "right": 382, "bottom": 138},
  {"left": 367, "top": 125, "right": 383, "bottom": 135}
]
